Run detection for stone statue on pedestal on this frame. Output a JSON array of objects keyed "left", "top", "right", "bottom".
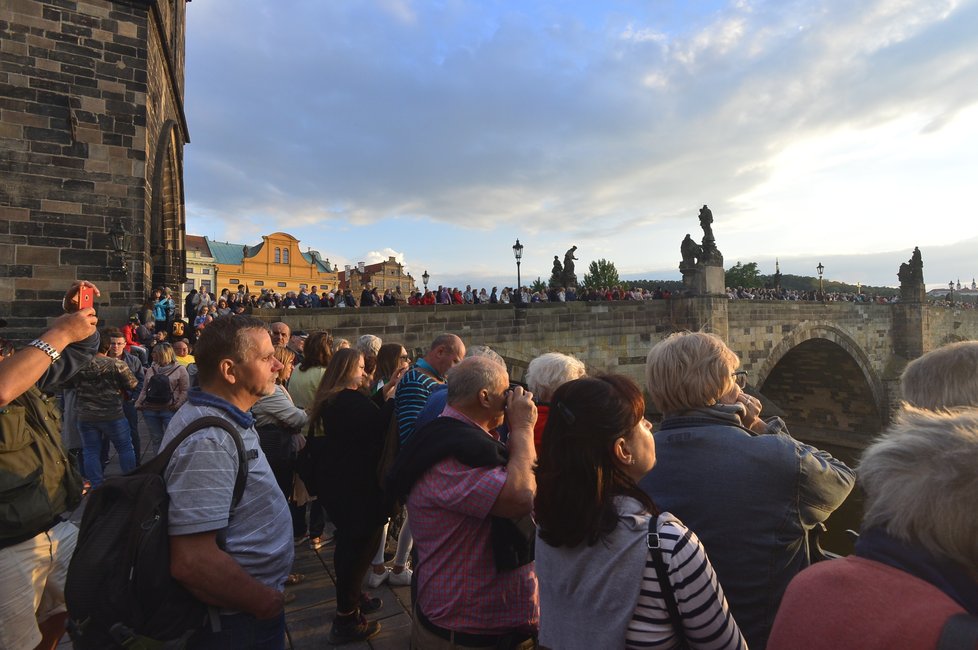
[
  {"left": 680, "top": 204, "right": 724, "bottom": 295},
  {"left": 549, "top": 256, "right": 563, "bottom": 289},
  {"left": 898, "top": 246, "right": 925, "bottom": 302}
]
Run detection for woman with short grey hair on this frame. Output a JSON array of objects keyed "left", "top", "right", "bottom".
[
  {"left": 524, "top": 352, "right": 586, "bottom": 453},
  {"left": 768, "top": 406, "right": 978, "bottom": 649}
]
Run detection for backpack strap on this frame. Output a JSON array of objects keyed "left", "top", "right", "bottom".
[
  {"left": 938, "top": 613, "right": 978, "bottom": 650},
  {"left": 148, "top": 415, "right": 249, "bottom": 508},
  {"left": 647, "top": 514, "right": 688, "bottom": 648}
]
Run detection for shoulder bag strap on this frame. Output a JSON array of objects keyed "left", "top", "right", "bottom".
[
  {"left": 648, "top": 514, "right": 688, "bottom": 648},
  {"left": 938, "top": 613, "right": 978, "bottom": 650}
]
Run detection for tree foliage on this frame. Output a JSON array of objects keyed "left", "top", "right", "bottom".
[
  {"left": 583, "top": 259, "right": 621, "bottom": 289},
  {"left": 530, "top": 277, "right": 548, "bottom": 293},
  {"left": 725, "top": 261, "right": 761, "bottom": 288}
]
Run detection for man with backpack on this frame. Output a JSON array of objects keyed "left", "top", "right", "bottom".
[
  {"left": 0, "top": 281, "right": 98, "bottom": 650},
  {"left": 163, "top": 315, "right": 294, "bottom": 647}
]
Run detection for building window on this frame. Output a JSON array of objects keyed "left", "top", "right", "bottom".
[
  {"left": 275, "top": 248, "right": 281, "bottom": 263},
  {"left": 229, "top": 279, "right": 239, "bottom": 285},
  {"left": 184, "top": 279, "right": 194, "bottom": 291},
  {"left": 277, "top": 282, "right": 287, "bottom": 288},
  {"left": 299, "top": 284, "right": 308, "bottom": 290},
  {"left": 254, "top": 280, "right": 264, "bottom": 287},
  {"left": 200, "top": 280, "right": 211, "bottom": 293},
  {"left": 186, "top": 267, "right": 194, "bottom": 275},
  {"left": 283, "top": 248, "right": 290, "bottom": 264},
  {"left": 202, "top": 268, "right": 210, "bottom": 275}
]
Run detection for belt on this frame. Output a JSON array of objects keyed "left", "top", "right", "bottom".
[{"left": 416, "top": 607, "right": 533, "bottom": 648}]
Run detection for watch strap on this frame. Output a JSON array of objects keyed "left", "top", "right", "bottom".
[{"left": 29, "top": 339, "right": 62, "bottom": 363}]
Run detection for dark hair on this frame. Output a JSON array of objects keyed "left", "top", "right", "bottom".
[
  {"left": 376, "top": 343, "right": 406, "bottom": 383},
  {"left": 103, "top": 327, "right": 125, "bottom": 341},
  {"left": 299, "top": 330, "right": 333, "bottom": 371},
  {"left": 194, "top": 315, "right": 269, "bottom": 384},
  {"left": 534, "top": 375, "right": 657, "bottom": 548},
  {"left": 308, "top": 348, "right": 362, "bottom": 430}
]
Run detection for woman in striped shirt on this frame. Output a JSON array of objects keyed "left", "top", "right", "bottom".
[{"left": 534, "top": 375, "right": 747, "bottom": 650}]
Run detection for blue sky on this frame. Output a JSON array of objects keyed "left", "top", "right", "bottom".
[{"left": 183, "top": 0, "right": 978, "bottom": 290}]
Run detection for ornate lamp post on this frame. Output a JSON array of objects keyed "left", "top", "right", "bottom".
[
  {"left": 816, "top": 262, "right": 824, "bottom": 302},
  {"left": 949, "top": 280, "right": 955, "bottom": 306},
  {"left": 422, "top": 270, "right": 429, "bottom": 292},
  {"left": 109, "top": 220, "right": 131, "bottom": 290},
  {"left": 512, "top": 239, "right": 524, "bottom": 303}
]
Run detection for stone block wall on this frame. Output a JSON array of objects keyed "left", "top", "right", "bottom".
[{"left": 0, "top": 0, "right": 187, "bottom": 340}]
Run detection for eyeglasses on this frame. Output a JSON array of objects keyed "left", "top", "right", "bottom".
[
  {"left": 732, "top": 370, "right": 748, "bottom": 388},
  {"left": 399, "top": 355, "right": 411, "bottom": 362}
]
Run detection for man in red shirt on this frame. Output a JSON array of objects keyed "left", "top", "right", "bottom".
[{"left": 391, "top": 356, "right": 538, "bottom": 649}]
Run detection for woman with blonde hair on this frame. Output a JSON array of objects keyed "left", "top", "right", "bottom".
[
  {"left": 640, "top": 331, "right": 855, "bottom": 649},
  {"left": 308, "top": 348, "right": 401, "bottom": 644},
  {"left": 135, "top": 341, "right": 189, "bottom": 458}
]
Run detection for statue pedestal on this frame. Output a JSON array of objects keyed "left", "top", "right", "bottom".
[
  {"left": 900, "top": 283, "right": 926, "bottom": 303},
  {"left": 681, "top": 263, "right": 726, "bottom": 296}
]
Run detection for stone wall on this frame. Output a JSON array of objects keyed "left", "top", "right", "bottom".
[{"left": 0, "top": 0, "right": 187, "bottom": 339}]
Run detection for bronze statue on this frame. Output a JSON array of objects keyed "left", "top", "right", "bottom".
[
  {"left": 561, "top": 246, "right": 579, "bottom": 288},
  {"left": 552, "top": 256, "right": 563, "bottom": 277}
]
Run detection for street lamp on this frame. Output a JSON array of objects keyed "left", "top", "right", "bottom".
[
  {"left": 816, "top": 262, "right": 824, "bottom": 301},
  {"left": 949, "top": 280, "right": 955, "bottom": 306},
  {"left": 422, "top": 270, "right": 429, "bottom": 292},
  {"left": 512, "top": 239, "right": 524, "bottom": 303}
]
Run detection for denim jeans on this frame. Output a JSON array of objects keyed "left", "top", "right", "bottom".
[
  {"left": 141, "top": 409, "right": 174, "bottom": 458},
  {"left": 78, "top": 418, "right": 136, "bottom": 487},
  {"left": 186, "top": 610, "right": 285, "bottom": 650}
]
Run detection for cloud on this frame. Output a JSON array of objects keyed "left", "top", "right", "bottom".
[{"left": 183, "top": 0, "right": 978, "bottom": 286}]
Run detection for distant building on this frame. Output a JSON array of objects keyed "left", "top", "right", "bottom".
[
  {"left": 203, "top": 232, "right": 338, "bottom": 296},
  {"left": 338, "top": 257, "right": 417, "bottom": 296},
  {"left": 184, "top": 235, "right": 217, "bottom": 305}
]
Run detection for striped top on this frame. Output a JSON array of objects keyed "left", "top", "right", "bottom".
[
  {"left": 626, "top": 518, "right": 747, "bottom": 649},
  {"left": 394, "top": 362, "right": 444, "bottom": 443}
]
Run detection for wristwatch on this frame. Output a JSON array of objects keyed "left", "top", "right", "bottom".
[{"left": 29, "top": 339, "right": 62, "bottom": 363}]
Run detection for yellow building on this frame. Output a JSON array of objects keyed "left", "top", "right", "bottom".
[
  {"left": 338, "top": 256, "right": 417, "bottom": 296},
  {"left": 205, "top": 232, "right": 338, "bottom": 296}
]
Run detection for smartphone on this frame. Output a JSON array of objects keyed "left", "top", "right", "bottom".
[{"left": 78, "top": 286, "right": 95, "bottom": 310}]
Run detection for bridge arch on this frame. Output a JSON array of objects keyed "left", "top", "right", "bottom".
[{"left": 756, "top": 322, "right": 886, "bottom": 446}]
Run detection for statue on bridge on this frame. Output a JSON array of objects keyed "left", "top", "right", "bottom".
[
  {"left": 680, "top": 204, "right": 724, "bottom": 296},
  {"left": 549, "top": 256, "right": 563, "bottom": 289},
  {"left": 561, "top": 246, "right": 578, "bottom": 288},
  {"left": 898, "top": 246, "right": 925, "bottom": 302}
]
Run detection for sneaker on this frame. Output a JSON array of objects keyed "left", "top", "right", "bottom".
[
  {"left": 327, "top": 613, "right": 381, "bottom": 645},
  {"left": 388, "top": 567, "right": 413, "bottom": 586},
  {"left": 310, "top": 534, "right": 334, "bottom": 550},
  {"left": 367, "top": 568, "right": 389, "bottom": 589},
  {"left": 293, "top": 534, "right": 309, "bottom": 546},
  {"left": 359, "top": 593, "right": 383, "bottom": 614}
]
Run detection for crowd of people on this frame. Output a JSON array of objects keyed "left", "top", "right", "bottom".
[{"left": 2, "top": 280, "right": 976, "bottom": 650}]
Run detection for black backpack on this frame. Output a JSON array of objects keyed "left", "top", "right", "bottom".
[
  {"left": 65, "top": 416, "right": 248, "bottom": 649},
  {"left": 144, "top": 369, "right": 174, "bottom": 406}
]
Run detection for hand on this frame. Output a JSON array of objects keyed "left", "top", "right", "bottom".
[
  {"left": 253, "top": 588, "right": 285, "bottom": 620},
  {"left": 504, "top": 386, "right": 537, "bottom": 436},
  {"left": 62, "top": 281, "right": 100, "bottom": 312},
  {"left": 43, "top": 308, "right": 98, "bottom": 348},
  {"left": 736, "top": 393, "right": 768, "bottom": 433},
  {"left": 291, "top": 433, "right": 306, "bottom": 453},
  {"left": 382, "top": 366, "right": 408, "bottom": 400}
]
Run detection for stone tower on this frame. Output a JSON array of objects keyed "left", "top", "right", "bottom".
[{"left": 1, "top": 0, "right": 190, "bottom": 337}]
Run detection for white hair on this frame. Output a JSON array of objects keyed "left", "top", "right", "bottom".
[
  {"left": 356, "top": 334, "right": 382, "bottom": 357},
  {"left": 859, "top": 406, "right": 978, "bottom": 570},
  {"left": 525, "top": 352, "right": 586, "bottom": 402},
  {"left": 466, "top": 344, "right": 505, "bottom": 368}
]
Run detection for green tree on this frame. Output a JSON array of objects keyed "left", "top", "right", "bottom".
[
  {"left": 725, "top": 261, "right": 761, "bottom": 288},
  {"left": 530, "top": 277, "right": 548, "bottom": 293},
  {"left": 583, "top": 259, "right": 621, "bottom": 289}
]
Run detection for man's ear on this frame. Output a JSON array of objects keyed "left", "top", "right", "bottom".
[{"left": 218, "top": 358, "right": 236, "bottom": 385}]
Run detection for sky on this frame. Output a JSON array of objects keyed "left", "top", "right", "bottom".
[{"left": 183, "top": 0, "right": 978, "bottom": 291}]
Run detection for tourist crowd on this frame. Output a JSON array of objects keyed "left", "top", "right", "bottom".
[{"left": 2, "top": 280, "right": 976, "bottom": 650}]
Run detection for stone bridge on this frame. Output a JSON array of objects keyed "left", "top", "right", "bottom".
[{"left": 253, "top": 298, "right": 978, "bottom": 450}]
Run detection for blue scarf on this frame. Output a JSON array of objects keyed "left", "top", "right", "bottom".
[{"left": 856, "top": 527, "right": 978, "bottom": 614}]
